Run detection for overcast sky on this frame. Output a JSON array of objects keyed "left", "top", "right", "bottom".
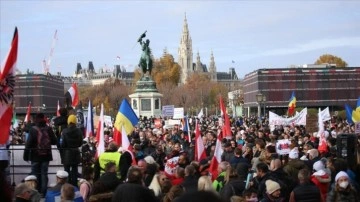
[{"left": 1, "top": 1, "right": 359, "bottom": 78}]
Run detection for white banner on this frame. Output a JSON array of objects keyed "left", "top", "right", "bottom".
[
  {"left": 269, "top": 108, "right": 307, "bottom": 130},
  {"left": 173, "top": 107, "right": 184, "bottom": 119},
  {"left": 162, "top": 105, "right": 174, "bottom": 117},
  {"left": 104, "top": 115, "right": 113, "bottom": 127},
  {"left": 276, "top": 139, "right": 291, "bottom": 155}
]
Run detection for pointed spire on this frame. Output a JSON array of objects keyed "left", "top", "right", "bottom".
[
  {"left": 209, "top": 50, "right": 217, "bottom": 76},
  {"left": 182, "top": 12, "right": 189, "bottom": 34}
]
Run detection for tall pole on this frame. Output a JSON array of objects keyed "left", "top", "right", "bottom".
[{"left": 257, "top": 103, "right": 261, "bottom": 118}]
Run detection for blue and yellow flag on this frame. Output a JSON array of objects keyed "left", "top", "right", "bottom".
[
  {"left": 345, "top": 97, "right": 360, "bottom": 124},
  {"left": 113, "top": 99, "right": 139, "bottom": 146}
]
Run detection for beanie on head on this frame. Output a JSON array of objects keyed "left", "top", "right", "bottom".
[{"left": 265, "top": 180, "right": 280, "bottom": 194}]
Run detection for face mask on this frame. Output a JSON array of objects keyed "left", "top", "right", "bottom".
[
  {"left": 298, "top": 141, "right": 303, "bottom": 145},
  {"left": 339, "top": 181, "right": 349, "bottom": 188}
]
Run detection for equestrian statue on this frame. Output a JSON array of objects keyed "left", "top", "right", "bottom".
[{"left": 137, "top": 31, "right": 153, "bottom": 76}]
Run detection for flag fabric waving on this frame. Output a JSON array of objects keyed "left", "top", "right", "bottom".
[
  {"left": 209, "top": 129, "right": 223, "bottom": 181},
  {"left": 95, "top": 104, "right": 105, "bottom": 157},
  {"left": 181, "top": 117, "right": 191, "bottom": 143},
  {"left": 354, "top": 97, "right": 360, "bottom": 122},
  {"left": 121, "top": 125, "right": 137, "bottom": 165},
  {"left": 219, "top": 96, "right": 232, "bottom": 139},
  {"left": 85, "top": 100, "right": 94, "bottom": 138},
  {"left": 65, "top": 83, "right": 79, "bottom": 108},
  {"left": 345, "top": 97, "right": 360, "bottom": 124},
  {"left": 287, "top": 91, "right": 296, "bottom": 116},
  {"left": 320, "top": 107, "right": 331, "bottom": 122},
  {"left": 56, "top": 100, "right": 60, "bottom": 116},
  {"left": 24, "top": 102, "right": 31, "bottom": 123},
  {"left": 194, "top": 120, "right": 206, "bottom": 162},
  {"left": 0, "top": 27, "right": 18, "bottom": 144},
  {"left": 113, "top": 99, "right": 139, "bottom": 147},
  {"left": 197, "top": 108, "right": 204, "bottom": 119},
  {"left": 317, "top": 108, "right": 328, "bottom": 154}
]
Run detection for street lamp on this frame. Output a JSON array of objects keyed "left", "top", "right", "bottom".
[{"left": 256, "top": 93, "right": 266, "bottom": 118}]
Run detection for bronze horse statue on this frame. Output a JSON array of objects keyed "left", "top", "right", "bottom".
[{"left": 138, "top": 31, "right": 153, "bottom": 75}]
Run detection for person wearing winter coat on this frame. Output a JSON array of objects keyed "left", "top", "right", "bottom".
[
  {"left": 326, "top": 171, "right": 358, "bottom": 202},
  {"left": 311, "top": 160, "right": 330, "bottom": 202},
  {"left": 260, "top": 180, "right": 285, "bottom": 202},
  {"left": 219, "top": 166, "right": 246, "bottom": 202},
  {"left": 61, "top": 115, "right": 84, "bottom": 187}
]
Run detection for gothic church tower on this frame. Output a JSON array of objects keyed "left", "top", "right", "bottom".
[
  {"left": 209, "top": 50, "right": 217, "bottom": 81},
  {"left": 178, "top": 13, "right": 193, "bottom": 84}
]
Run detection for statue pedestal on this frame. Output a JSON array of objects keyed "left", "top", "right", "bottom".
[{"left": 129, "top": 75, "right": 163, "bottom": 118}]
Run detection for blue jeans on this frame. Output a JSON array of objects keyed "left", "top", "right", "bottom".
[{"left": 31, "top": 161, "right": 49, "bottom": 195}]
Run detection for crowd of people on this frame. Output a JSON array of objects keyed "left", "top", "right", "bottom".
[{"left": 1, "top": 107, "right": 360, "bottom": 202}]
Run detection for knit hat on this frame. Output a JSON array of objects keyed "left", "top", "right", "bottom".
[
  {"left": 289, "top": 147, "right": 299, "bottom": 159},
  {"left": 265, "top": 180, "right": 281, "bottom": 194},
  {"left": 313, "top": 160, "right": 325, "bottom": 171},
  {"left": 67, "top": 114, "right": 77, "bottom": 125},
  {"left": 335, "top": 171, "right": 349, "bottom": 182}
]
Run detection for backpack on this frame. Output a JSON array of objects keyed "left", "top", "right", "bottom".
[{"left": 33, "top": 126, "right": 51, "bottom": 156}]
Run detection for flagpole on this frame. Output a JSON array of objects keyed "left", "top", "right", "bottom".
[{"left": 11, "top": 101, "right": 16, "bottom": 187}]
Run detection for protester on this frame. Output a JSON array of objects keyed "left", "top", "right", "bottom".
[
  {"left": 61, "top": 114, "right": 84, "bottom": 187},
  {"left": 24, "top": 113, "right": 57, "bottom": 196},
  {"left": 14, "top": 183, "right": 32, "bottom": 202},
  {"left": 111, "top": 166, "right": 159, "bottom": 202},
  {"left": 326, "top": 171, "right": 358, "bottom": 202},
  {"left": 289, "top": 168, "right": 321, "bottom": 202},
  {"left": 24, "top": 175, "right": 41, "bottom": 202}
]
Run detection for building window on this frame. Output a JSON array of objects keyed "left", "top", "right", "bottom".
[{"left": 141, "top": 99, "right": 151, "bottom": 111}]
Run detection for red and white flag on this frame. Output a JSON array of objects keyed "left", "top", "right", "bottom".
[
  {"left": 24, "top": 102, "right": 31, "bottom": 123},
  {"left": 194, "top": 120, "right": 206, "bottom": 162},
  {"left": 209, "top": 129, "right": 224, "bottom": 180},
  {"left": 56, "top": 100, "right": 60, "bottom": 116},
  {"left": 65, "top": 83, "right": 79, "bottom": 107},
  {"left": 220, "top": 96, "right": 232, "bottom": 139},
  {"left": 121, "top": 125, "right": 137, "bottom": 165},
  {"left": 95, "top": 103, "right": 105, "bottom": 157},
  {"left": 0, "top": 27, "right": 18, "bottom": 144},
  {"left": 317, "top": 108, "right": 328, "bottom": 154}
]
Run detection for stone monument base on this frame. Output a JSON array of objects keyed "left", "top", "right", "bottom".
[{"left": 129, "top": 75, "right": 163, "bottom": 118}]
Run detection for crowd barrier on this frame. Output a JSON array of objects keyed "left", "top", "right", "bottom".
[{"left": 5, "top": 145, "right": 82, "bottom": 187}]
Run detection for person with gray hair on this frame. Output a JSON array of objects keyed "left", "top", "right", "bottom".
[{"left": 289, "top": 168, "right": 321, "bottom": 202}]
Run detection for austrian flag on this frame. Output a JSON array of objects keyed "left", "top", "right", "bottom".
[{"left": 0, "top": 27, "right": 18, "bottom": 144}]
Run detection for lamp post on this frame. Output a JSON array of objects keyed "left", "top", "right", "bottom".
[{"left": 256, "top": 93, "right": 266, "bottom": 118}]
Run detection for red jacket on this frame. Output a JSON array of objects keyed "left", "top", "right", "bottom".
[{"left": 311, "top": 171, "right": 330, "bottom": 202}]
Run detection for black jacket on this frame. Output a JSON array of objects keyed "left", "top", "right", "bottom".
[
  {"left": 112, "top": 183, "right": 159, "bottom": 202},
  {"left": 292, "top": 182, "right": 321, "bottom": 202},
  {"left": 24, "top": 124, "right": 57, "bottom": 162},
  {"left": 220, "top": 178, "right": 246, "bottom": 202},
  {"left": 61, "top": 125, "right": 83, "bottom": 165}
]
